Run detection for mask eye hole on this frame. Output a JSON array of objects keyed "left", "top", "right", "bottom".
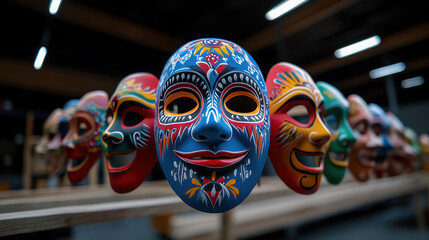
[
  {"left": 123, "top": 111, "right": 144, "bottom": 127},
  {"left": 286, "top": 105, "right": 310, "bottom": 124},
  {"left": 353, "top": 120, "right": 368, "bottom": 135},
  {"left": 325, "top": 114, "right": 339, "bottom": 131},
  {"left": 372, "top": 124, "right": 382, "bottom": 136},
  {"left": 224, "top": 91, "right": 259, "bottom": 115},
  {"left": 278, "top": 97, "right": 315, "bottom": 127},
  {"left": 78, "top": 121, "right": 89, "bottom": 136},
  {"left": 165, "top": 91, "right": 199, "bottom": 116}
]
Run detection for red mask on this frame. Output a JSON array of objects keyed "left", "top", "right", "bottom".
[
  {"left": 101, "top": 73, "right": 158, "bottom": 193},
  {"left": 62, "top": 91, "right": 108, "bottom": 184}
]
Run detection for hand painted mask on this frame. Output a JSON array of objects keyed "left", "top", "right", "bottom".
[
  {"left": 347, "top": 95, "right": 382, "bottom": 182},
  {"left": 36, "top": 108, "right": 63, "bottom": 156},
  {"left": 266, "top": 62, "right": 331, "bottom": 194},
  {"left": 101, "top": 73, "right": 158, "bottom": 193},
  {"left": 44, "top": 99, "right": 80, "bottom": 176},
  {"left": 62, "top": 91, "right": 108, "bottom": 184},
  {"left": 51, "top": 99, "right": 80, "bottom": 152},
  {"left": 404, "top": 127, "right": 422, "bottom": 169},
  {"left": 368, "top": 103, "right": 394, "bottom": 178},
  {"left": 316, "top": 82, "right": 356, "bottom": 185},
  {"left": 35, "top": 108, "right": 64, "bottom": 173},
  {"left": 155, "top": 38, "right": 270, "bottom": 213},
  {"left": 419, "top": 134, "right": 429, "bottom": 171},
  {"left": 384, "top": 112, "right": 417, "bottom": 176}
]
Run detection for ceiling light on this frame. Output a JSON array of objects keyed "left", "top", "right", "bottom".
[
  {"left": 49, "top": 0, "right": 62, "bottom": 15},
  {"left": 334, "top": 35, "right": 381, "bottom": 58},
  {"left": 34, "top": 46, "right": 47, "bottom": 70},
  {"left": 265, "top": 0, "right": 309, "bottom": 21},
  {"left": 401, "top": 76, "right": 424, "bottom": 88},
  {"left": 369, "top": 62, "right": 406, "bottom": 79}
]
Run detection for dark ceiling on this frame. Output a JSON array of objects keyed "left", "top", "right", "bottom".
[{"left": 1, "top": 0, "right": 428, "bottom": 115}]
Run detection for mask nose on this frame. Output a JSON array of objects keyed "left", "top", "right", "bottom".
[
  {"left": 61, "top": 137, "right": 75, "bottom": 150},
  {"left": 192, "top": 117, "right": 232, "bottom": 145},
  {"left": 102, "top": 130, "right": 124, "bottom": 145},
  {"left": 309, "top": 118, "right": 331, "bottom": 146},
  {"left": 338, "top": 124, "right": 357, "bottom": 148}
]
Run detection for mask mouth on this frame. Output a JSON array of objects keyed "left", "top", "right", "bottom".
[
  {"left": 67, "top": 156, "right": 88, "bottom": 172},
  {"left": 293, "top": 149, "right": 324, "bottom": 173},
  {"left": 329, "top": 151, "right": 348, "bottom": 167},
  {"left": 106, "top": 150, "right": 136, "bottom": 172},
  {"left": 357, "top": 147, "right": 377, "bottom": 168},
  {"left": 174, "top": 149, "right": 249, "bottom": 168}
]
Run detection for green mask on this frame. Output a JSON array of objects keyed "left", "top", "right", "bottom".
[{"left": 317, "top": 82, "right": 357, "bottom": 184}]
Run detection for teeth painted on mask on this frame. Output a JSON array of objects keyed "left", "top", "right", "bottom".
[{"left": 234, "top": 73, "right": 238, "bottom": 81}]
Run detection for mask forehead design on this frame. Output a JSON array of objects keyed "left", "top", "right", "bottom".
[
  {"left": 155, "top": 38, "right": 270, "bottom": 213},
  {"left": 101, "top": 73, "right": 158, "bottom": 193},
  {"left": 317, "top": 82, "right": 356, "bottom": 185},
  {"left": 267, "top": 62, "right": 331, "bottom": 194},
  {"left": 62, "top": 90, "right": 108, "bottom": 184}
]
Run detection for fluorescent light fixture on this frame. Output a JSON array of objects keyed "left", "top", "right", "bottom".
[
  {"left": 334, "top": 35, "right": 381, "bottom": 58},
  {"left": 49, "top": 0, "right": 62, "bottom": 15},
  {"left": 265, "top": 0, "right": 309, "bottom": 21},
  {"left": 401, "top": 76, "right": 424, "bottom": 89},
  {"left": 34, "top": 46, "right": 47, "bottom": 70},
  {"left": 369, "top": 62, "right": 406, "bottom": 79}
]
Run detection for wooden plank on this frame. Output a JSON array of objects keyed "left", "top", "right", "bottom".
[
  {"left": 0, "top": 58, "right": 118, "bottom": 98},
  {"left": 0, "top": 181, "right": 173, "bottom": 213},
  {"left": 305, "top": 22, "right": 429, "bottom": 76},
  {"left": 1, "top": 173, "right": 426, "bottom": 238},
  {"left": 240, "top": 0, "right": 361, "bottom": 53},
  {"left": 22, "top": 111, "right": 34, "bottom": 190},
  {"left": 12, "top": 0, "right": 184, "bottom": 53},
  {"left": 159, "top": 172, "right": 429, "bottom": 240},
  {"left": 221, "top": 211, "right": 234, "bottom": 240},
  {"left": 0, "top": 196, "right": 189, "bottom": 236}
]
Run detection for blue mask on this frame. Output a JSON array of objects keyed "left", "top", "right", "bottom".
[
  {"left": 368, "top": 103, "right": 393, "bottom": 167},
  {"left": 155, "top": 38, "right": 270, "bottom": 213}
]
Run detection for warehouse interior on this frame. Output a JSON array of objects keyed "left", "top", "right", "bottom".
[{"left": 1, "top": 0, "right": 429, "bottom": 239}]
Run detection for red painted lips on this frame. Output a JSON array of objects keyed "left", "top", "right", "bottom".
[{"left": 174, "top": 149, "right": 249, "bottom": 168}]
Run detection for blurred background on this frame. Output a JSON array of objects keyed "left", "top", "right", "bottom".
[{"left": 0, "top": 0, "right": 428, "bottom": 239}]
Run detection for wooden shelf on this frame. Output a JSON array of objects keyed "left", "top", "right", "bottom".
[{"left": 0, "top": 172, "right": 428, "bottom": 238}]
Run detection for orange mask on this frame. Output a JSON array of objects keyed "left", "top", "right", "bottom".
[
  {"left": 347, "top": 95, "right": 382, "bottom": 182},
  {"left": 266, "top": 62, "right": 331, "bottom": 194}
]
